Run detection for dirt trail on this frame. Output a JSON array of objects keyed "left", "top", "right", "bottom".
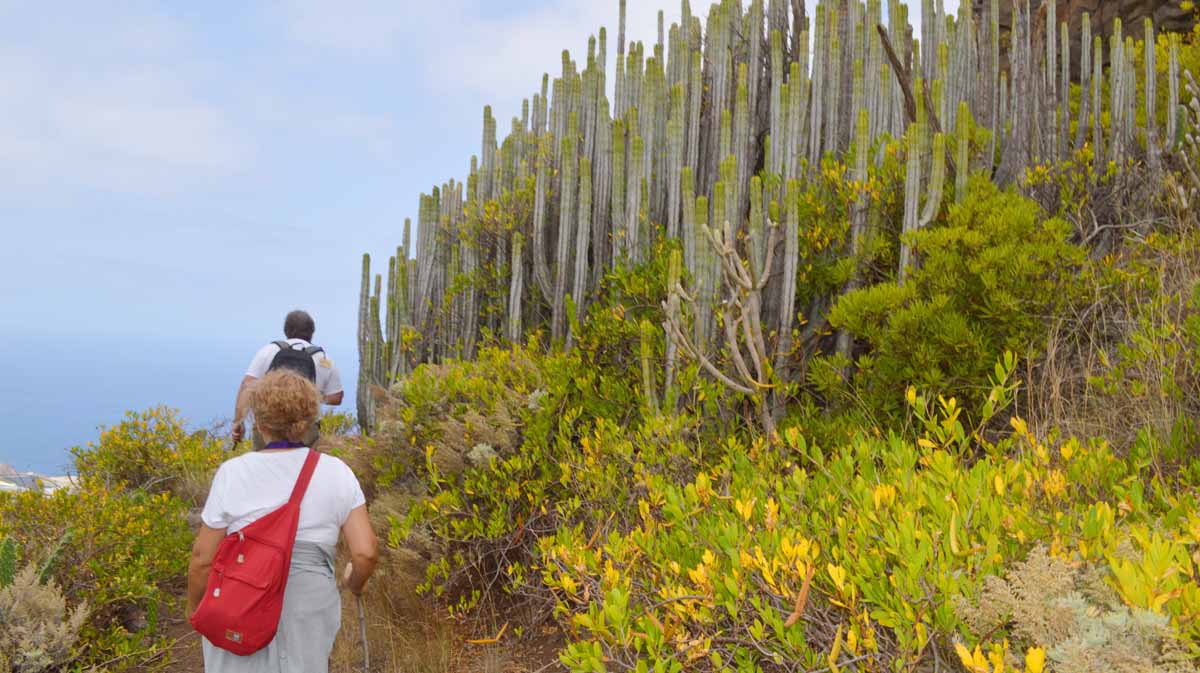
[{"left": 148, "top": 598, "right": 564, "bottom": 672}]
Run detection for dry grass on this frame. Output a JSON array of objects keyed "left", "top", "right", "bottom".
[
  {"left": 1026, "top": 223, "right": 1200, "bottom": 454},
  {"left": 328, "top": 561, "right": 565, "bottom": 673}
]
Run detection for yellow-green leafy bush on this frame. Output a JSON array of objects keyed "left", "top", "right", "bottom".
[
  {"left": 71, "top": 405, "right": 225, "bottom": 506},
  {"left": 0, "top": 470, "right": 191, "bottom": 667},
  {"left": 380, "top": 340, "right": 1199, "bottom": 672},
  {"left": 544, "top": 390, "right": 1199, "bottom": 672},
  {"left": 827, "top": 178, "right": 1086, "bottom": 422}
]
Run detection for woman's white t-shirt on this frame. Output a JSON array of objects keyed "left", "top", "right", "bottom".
[{"left": 200, "top": 449, "right": 366, "bottom": 547}]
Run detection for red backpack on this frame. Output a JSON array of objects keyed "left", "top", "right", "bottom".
[{"left": 190, "top": 449, "right": 320, "bottom": 655}]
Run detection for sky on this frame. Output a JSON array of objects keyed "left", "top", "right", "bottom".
[{"left": 0, "top": 0, "right": 951, "bottom": 474}]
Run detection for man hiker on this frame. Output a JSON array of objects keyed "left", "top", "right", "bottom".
[{"left": 232, "top": 310, "right": 344, "bottom": 450}]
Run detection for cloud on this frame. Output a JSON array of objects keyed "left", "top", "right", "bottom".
[
  {"left": 275, "top": 0, "right": 679, "bottom": 112},
  {"left": 0, "top": 6, "right": 250, "bottom": 193}
]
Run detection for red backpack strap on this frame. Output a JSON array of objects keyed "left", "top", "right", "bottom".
[{"left": 287, "top": 449, "right": 321, "bottom": 506}]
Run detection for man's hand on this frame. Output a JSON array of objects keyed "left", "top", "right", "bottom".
[{"left": 232, "top": 422, "right": 245, "bottom": 444}]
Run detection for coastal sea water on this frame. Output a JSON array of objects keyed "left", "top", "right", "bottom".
[{"left": 1, "top": 330, "right": 358, "bottom": 474}]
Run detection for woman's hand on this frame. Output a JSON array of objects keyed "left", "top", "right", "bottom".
[
  {"left": 339, "top": 561, "right": 360, "bottom": 595},
  {"left": 340, "top": 506, "right": 379, "bottom": 596}
]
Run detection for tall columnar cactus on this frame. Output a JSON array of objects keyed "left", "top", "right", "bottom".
[
  {"left": 664, "top": 247, "right": 682, "bottom": 403},
  {"left": 777, "top": 179, "right": 800, "bottom": 375},
  {"left": 837, "top": 107, "right": 871, "bottom": 362},
  {"left": 808, "top": 3, "right": 827, "bottom": 164},
  {"left": 899, "top": 121, "right": 922, "bottom": 285},
  {"left": 532, "top": 138, "right": 553, "bottom": 302},
  {"left": 354, "top": 0, "right": 1189, "bottom": 431},
  {"left": 1059, "top": 21, "right": 1070, "bottom": 163},
  {"left": 611, "top": 118, "right": 627, "bottom": 263},
  {"left": 682, "top": 167, "right": 697, "bottom": 274},
  {"left": 733, "top": 63, "right": 751, "bottom": 217},
  {"left": 1145, "top": 19, "right": 1160, "bottom": 169},
  {"left": 36, "top": 530, "right": 72, "bottom": 586},
  {"left": 639, "top": 318, "right": 660, "bottom": 412},
  {"left": 1110, "top": 23, "right": 1125, "bottom": 164},
  {"left": 1092, "top": 37, "right": 1104, "bottom": 178},
  {"left": 919, "top": 132, "right": 946, "bottom": 230},
  {"left": 694, "top": 193, "right": 713, "bottom": 348},
  {"left": 824, "top": 2, "right": 842, "bottom": 156},
  {"left": 1168, "top": 35, "right": 1181, "bottom": 149},
  {"left": 667, "top": 84, "right": 686, "bottom": 239},
  {"left": 356, "top": 253, "right": 373, "bottom": 431},
  {"left": 573, "top": 157, "right": 594, "bottom": 330},
  {"left": 986, "top": 0, "right": 1000, "bottom": 169},
  {"left": 769, "top": 30, "right": 785, "bottom": 177},
  {"left": 552, "top": 113, "right": 579, "bottom": 343},
  {"left": 508, "top": 232, "right": 525, "bottom": 343},
  {"left": 0, "top": 535, "right": 18, "bottom": 588},
  {"left": 956, "top": 101, "right": 970, "bottom": 203},
  {"left": 748, "top": 176, "right": 765, "bottom": 280},
  {"left": 627, "top": 131, "right": 645, "bottom": 262},
  {"left": 1075, "top": 13, "right": 1093, "bottom": 152}
]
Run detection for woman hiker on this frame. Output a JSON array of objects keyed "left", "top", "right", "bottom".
[{"left": 187, "top": 369, "right": 379, "bottom": 672}]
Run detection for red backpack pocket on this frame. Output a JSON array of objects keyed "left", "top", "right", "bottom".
[{"left": 191, "top": 450, "right": 320, "bottom": 655}]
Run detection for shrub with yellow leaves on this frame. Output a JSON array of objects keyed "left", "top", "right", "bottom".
[{"left": 0, "top": 437, "right": 193, "bottom": 669}]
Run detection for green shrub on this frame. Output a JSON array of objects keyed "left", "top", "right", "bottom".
[
  {"left": 71, "top": 406, "right": 226, "bottom": 507},
  {"left": 828, "top": 178, "right": 1086, "bottom": 423},
  {"left": 0, "top": 480, "right": 190, "bottom": 669}
]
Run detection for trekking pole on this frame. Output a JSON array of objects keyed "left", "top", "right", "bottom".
[{"left": 356, "top": 593, "right": 370, "bottom": 671}]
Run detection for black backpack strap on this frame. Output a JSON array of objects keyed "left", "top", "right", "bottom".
[
  {"left": 303, "top": 346, "right": 324, "bottom": 356},
  {"left": 272, "top": 340, "right": 293, "bottom": 351}
]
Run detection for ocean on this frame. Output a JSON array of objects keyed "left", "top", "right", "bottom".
[{"left": 1, "top": 330, "right": 358, "bottom": 474}]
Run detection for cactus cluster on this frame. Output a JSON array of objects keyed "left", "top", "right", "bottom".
[
  {"left": 0, "top": 532, "right": 71, "bottom": 588},
  {"left": 357, "top": 0, "right": 1188, "bottom": 425}
]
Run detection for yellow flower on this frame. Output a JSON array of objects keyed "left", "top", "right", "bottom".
[{"left": 1025, "top": 646, "right": 1046, "bottom": 673}]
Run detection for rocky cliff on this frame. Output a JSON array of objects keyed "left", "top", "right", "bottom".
[{"left": 979, "top": 0, "right": 1195, "bottom": 77}]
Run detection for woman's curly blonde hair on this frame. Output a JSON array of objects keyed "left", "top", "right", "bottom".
[{"left": 251, "top": 370, "right": 319, "bottom": 443}]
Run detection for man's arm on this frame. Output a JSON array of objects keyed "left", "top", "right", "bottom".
[
  {"left": 187, "top": 525, "right": 227, "bottom": 618},
  {"left": 324, "top": 391, "right": 344, "bottom": 406},
  {"left": 232, "top": 375, "right": 257, "bottom": 443}
]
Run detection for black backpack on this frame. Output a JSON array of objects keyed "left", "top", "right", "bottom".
[{"left": 267, "top": 340, "right": 324, "bottom": 383}]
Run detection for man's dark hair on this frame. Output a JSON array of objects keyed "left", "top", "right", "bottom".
[{"left": 283, "top": 310, "right": 316, "bottom": 341}]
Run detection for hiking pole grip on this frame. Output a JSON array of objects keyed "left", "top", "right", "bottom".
[{"left": 356, "top": 594, "right": 370, "bottom": 671}]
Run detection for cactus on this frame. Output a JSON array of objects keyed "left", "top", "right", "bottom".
[
  {"left": 611, "top": 118, "right": 627, "bottom": 263},
  {"left": 639, "top": 318, "right": 660, "bottom": 412},
  {"left": 552, "top": 113, "right": 579, "bottom": 343},
  {"left": 627, "top": 132, "right": 645, "bottom": 262},
  {"left": 1168, "top": 35, "right": 1181, "bottom": 150},
  {"left": 1092, "top": 36, "right": 1105, "bottom": 178},
  {"left": 985, "top": 0, "right": 999, "bottom": 169},
  {"left": 1145, "top": 19, "right": 1160, "bottom": 168},
  {"left": 0, "top": 535, "right": 18, "bottom": 587},
  {"left": 808, "top": 3, "right": 826, "bottom": 164},
  {"left": 37, "top": 530, "right": 73, "bottom": 586},
  {"left": 1075, "top": 13, "right": 1093, "bottom": 152},
  {"left": 574, "top": 154, "right": 594, "bottom": 318},
  {"left": 351, "top": 0, "right": 1189, "bottom": 432},
  {"left": 919, "top": 132, "right": 946, "bottom": 230},
  {"left": 664, "top": 248, "right": 682, "bottom": 402},
  {"left": 777, "top": 179, "right": 800, "bottom": 374},
  {"left": 508, "top": 233, "right": 525, "bottom": 343},
  {"left": 899, "top": 122, "right": 922, "bottom": 285},
  {"left": 1059, "top": 21, "right": 1070, "bottom": 163},
  {"left": 956, "top": 101, "right": 970, "bottom": 203}
]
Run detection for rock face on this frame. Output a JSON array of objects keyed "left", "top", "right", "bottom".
[{"left": 978, "top": 0, "right": 1195, "bottom": 78}]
